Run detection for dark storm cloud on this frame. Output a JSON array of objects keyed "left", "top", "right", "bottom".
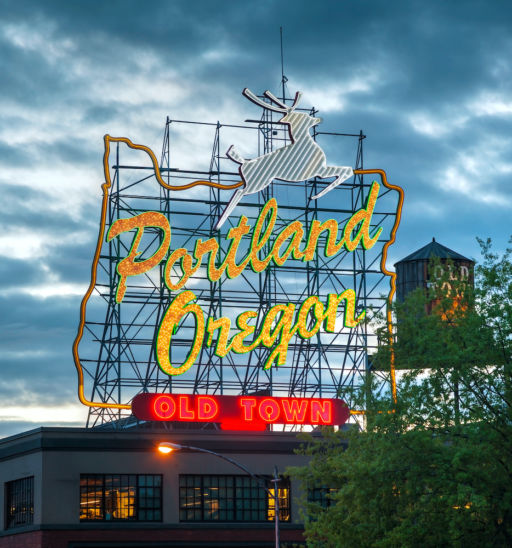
[
  {"left": 45, "top": 239, "right": 99, "bottom": 285},
  {"left": 1, "top": 0, "right": 512, "bottom": 434},
  {"left": 0, "top": 292, "right": 82, "bottom": 414},
  {"left": 36, "top": 137, "right": 100, "bottom": 166},
  {"left": 3, "top": 1, "right": 510, "bottom": 103},
  {"left": 0, "top": 360, "right": 77, "bottom": 407},
  {"left": 0, "top": 39, "right": 70, "bottom": 107},
  {"left": 83, "top": 104, "right": 123, "bottom": 125},
  {"left": 0, "top": 257, "right": 42, "bottom": 289},
  {"left": 0, "top": 140, "right": 27, "bottom": 165},
  {"left": 0, "top": 181, "right": 96, "bottom": 233},
  {"left": 0, "top": 233, "right": 99, "bottom": 291},
  {"left": 0, "top": 294, "right": 79, "bottom": 353}
]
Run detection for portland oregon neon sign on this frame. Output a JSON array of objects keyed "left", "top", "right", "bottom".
[
  {"left": 107, "top": 185, "right": 380, "bottom": 375},
  {"left": 132, "top": 393, "right": 350, "bottom": 431},
  {"left": 73, "top": 87, "right": 404, "bottom": 427}
]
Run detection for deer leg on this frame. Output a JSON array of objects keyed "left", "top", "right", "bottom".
[
  {"left": 311, "top": 166, "right": 353, "bottom": 200},
  {"left": 215, "top": 189, "right": 246, "bottom": 231}
]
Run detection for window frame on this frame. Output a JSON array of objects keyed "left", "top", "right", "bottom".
[
  {"left": 5, "top": 476, "right": 34, "bottom": 530},
  {"left": 80, "top": 473, "right": 163, "bottom": 522},
  {"left": 308, "top": 486, "right": 338, "bottom": 508},
  {"left": 179, "top": 474, "right": 291, "bottom": 523}
]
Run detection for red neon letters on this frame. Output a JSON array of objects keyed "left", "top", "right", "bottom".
[
  {"left": 132, "top": 393, "right": 349, "bottom": 430},
  {"left": 151, "top": 395, "right": 219, "bottom": 421},
  {"left": 238, "top": 397, "right": 332, "bottom": 423}
]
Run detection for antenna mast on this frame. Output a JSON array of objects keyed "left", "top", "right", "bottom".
[{"left": 280, "top": 26, "right": 287, "bottom": 102}]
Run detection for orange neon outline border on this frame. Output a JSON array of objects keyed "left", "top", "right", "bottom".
[
  {"left": 350, "top": 169, "right": 404, "bottom": 414},
  {"left": 72, "top": 138, "right": 404, "bottom": 410},
  {"left": 72, "top": 136, "right": 243, "bottom": 410}
]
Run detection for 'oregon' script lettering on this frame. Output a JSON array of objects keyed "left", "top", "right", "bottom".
[{"left": 156, "top": 289, "right": 365, "bottom": 375}]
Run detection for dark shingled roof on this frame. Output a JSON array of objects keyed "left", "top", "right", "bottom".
[{"left": 395, "top": 238, "right": 472, "bottom": 264}]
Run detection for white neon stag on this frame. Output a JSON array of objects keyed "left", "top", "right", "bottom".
[{"left": 215, "top": 88, "right": 354, "bottom": 230}]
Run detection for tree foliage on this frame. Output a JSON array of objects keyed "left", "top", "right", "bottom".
[{"left": 291, "top": 239, "right": 512, "bottom": 547}]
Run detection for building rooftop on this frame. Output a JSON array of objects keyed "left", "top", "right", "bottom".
[{"left": 395, "top": 238, "right": 472, "bottom": 264}]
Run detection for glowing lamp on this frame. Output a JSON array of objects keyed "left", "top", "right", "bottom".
[{"left": 157, "top": 442, "right": 182, "bottom": 454}]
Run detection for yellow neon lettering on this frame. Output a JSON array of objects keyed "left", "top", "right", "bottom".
[
  {"left": 303, "top": 219, "right": 342, "bottom": 261},
  {"left": 157, "top": 289, "right": 365, "bottom": 375},
  {"left": 338, "top": 289, "right": 366, "bottom": 327},
  {"left": 224, "top": 216, "right": 251, "bottom": 278},
  {"left": 250, "top": 198, "right": 277, "bottom": 272},
  {"left": 344, "top": 181, "right": 382, "bottom": 252},
  {"left": 194, "top": 237, "right": 224, "bottom": 282},
  {"left": 260, "top": 304, "right": 291, "bottom": 348},
  {"left": 164, "top": 247, "right": 200, "bottom": 290},
  {"left": 156, "top": 290, "right": 204, "bottom": 375},
  {"left": 106, "top": 191, "right": 376, "bottom": 377},
  {"left": 323, "top": 293, "right": 343, "bottom": 332},
  {"left": 271, "top": 221, "right": 305, "bottom": 266},
  {"left": 261, "top": 304, "right": 297, "bottom": 369},
  {"left": 231, "top": 311, "right": 260, "bottom": 353},
  {"left": 206, "top": 316, "right": 232, "bottom": 357},
  {"left": 297, "top": 296, "right": 324, "bottom": 339},
  {"left": 107, "top": 211, "right": 171, "bottom": 303}
]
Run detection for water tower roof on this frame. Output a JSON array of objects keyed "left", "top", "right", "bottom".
[{"left": 395, "top": 238, "right": 472, "bottom": 265}]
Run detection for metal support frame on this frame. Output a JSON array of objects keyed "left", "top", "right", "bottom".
[{"left": 82, "top": 93, "right": 399, "bottom": 428}]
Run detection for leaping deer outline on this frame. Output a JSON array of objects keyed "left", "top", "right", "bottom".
[{"left": 215, "top": 88, "right": 354, "bottom": 230}]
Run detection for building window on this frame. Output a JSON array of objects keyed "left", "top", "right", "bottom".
[
  {"left": 179, "top": 475, "right": 290, "bottom": 522},
  {"left": 308, "top": 487, "right": 337, "bottom": 508},
  {"left": 80, "top": 474, "right": 162, "bottom": 521},
  {"left": 5, "top": 476, "right": 34, "bottom": 529}
]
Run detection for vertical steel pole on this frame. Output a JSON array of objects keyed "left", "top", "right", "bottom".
[
  {"left": 280, "top": 27, "right": 285, "bottom": 103},
  {"left": 162, "top": 444, "right": 281, "bottom": 546},
  {"left": 272, "top": 466, "right": 280, "bottom": 548}
]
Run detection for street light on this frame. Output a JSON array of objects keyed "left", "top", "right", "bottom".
[{"left": 157, "top": 442, "right": 281, "bottom": 548}]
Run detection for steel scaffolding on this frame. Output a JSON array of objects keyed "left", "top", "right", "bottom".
[{"left": 79, "top": 93, "right": 400, "bottom": 427}]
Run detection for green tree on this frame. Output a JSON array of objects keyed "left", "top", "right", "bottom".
[{"left": 291, "top": 240, "right": 512, "bottom": 547}]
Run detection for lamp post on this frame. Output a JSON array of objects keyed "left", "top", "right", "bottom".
[{"left": 158, "top": 442, "right": 281, "bottom": 548}]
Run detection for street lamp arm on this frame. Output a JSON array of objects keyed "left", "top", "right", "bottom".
[
  {"left": 157, "top": 441, "right": 281, "bottom": 548},
  {"left": 172, "top": 443, "right": 273, "bottom": 496}
]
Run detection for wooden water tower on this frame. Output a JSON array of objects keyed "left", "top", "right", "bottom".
[{"left": 395, "top": 238, "right": 474, "bottom": 305}]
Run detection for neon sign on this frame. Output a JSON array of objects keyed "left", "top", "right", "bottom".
[
  {"left": 132, "top": 393, "right": 350, "bottom": 430},
  {"left": 72, "top": 88, "right": 404, "bottom": 414},
  {"left": 106, "top": 185, "right": 381, "bottom": 375},
  {"left": 216, "top": 88, "right": 353, "bottom": 229}
]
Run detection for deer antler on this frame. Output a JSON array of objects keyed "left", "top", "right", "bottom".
[
  {"left": 290, "top": 91, "right": 302, "bottom": 110},
  {"left": 262, "top": 90, "right": 303, "bottom": 112},
  {"left": 242, "top": 88, "right": 288, "bottom": 113},
  {"left": 263, "top": 91, "right": 288, "bottom": 109}
]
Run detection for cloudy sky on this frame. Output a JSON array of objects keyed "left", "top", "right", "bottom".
[{"left": 1, "top": 0, "right": 511, "bottom": 437}]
